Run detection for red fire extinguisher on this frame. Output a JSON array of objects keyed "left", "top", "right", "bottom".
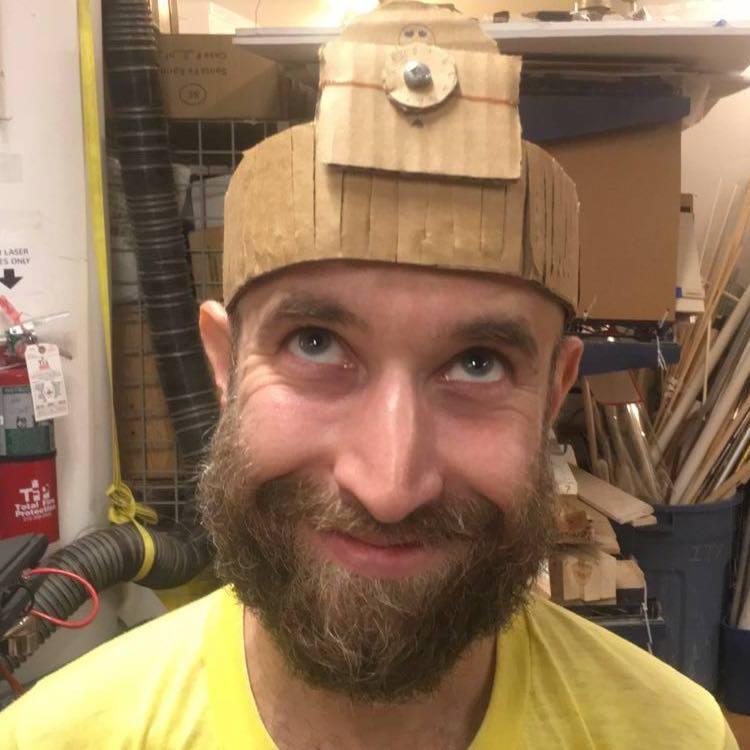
[{"left": 0, "top": 309, "right": 60, "bottom": 543}]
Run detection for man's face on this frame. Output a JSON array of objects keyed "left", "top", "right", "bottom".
[{"left": 198, "top": 261, "right": 582, "bottom": 702}]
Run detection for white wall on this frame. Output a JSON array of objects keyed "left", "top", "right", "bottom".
[
  {"left": 177, "top": 0, "right": 572, "bottom": 32},
  {"left": 656, "top": 0, "right": 750, "bottom": 270},
  {"left": 683, "top": 88, "right": 750, "bottom": 260},
  {"left": 0, "top": 0, "right": 119, "bottom": 686},
  {"left": 174, "top": 0, "right": 750, "bottom": 32}
]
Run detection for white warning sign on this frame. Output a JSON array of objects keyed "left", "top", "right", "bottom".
[
  {"left": 24, "top": 344, "right": 69, "bottom": 421},
  {"left": 0, "top": 246, "right": 31, "bottom": 289}
]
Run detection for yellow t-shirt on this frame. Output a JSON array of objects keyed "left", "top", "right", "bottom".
[{"left": 0, "top": 586, "right": 738, "bottom": 749}]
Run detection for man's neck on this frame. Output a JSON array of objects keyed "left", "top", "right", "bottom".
[{"left": 243, "top": 609, "right": 497, "bottom": 750}]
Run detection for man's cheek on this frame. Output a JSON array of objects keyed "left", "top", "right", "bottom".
[
  {"left": 238, "top": 389, "right": 340, "bottom": 482},
  {"left": 440, "top": 420, "right": 541, "bottom": 512}
]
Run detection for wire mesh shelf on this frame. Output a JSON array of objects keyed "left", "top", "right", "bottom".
[{"left": 110, "top": 118, "right": 299, "bottom": 523}]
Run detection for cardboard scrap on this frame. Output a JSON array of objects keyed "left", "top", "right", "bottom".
[
  {"left": 571, "top": 465, "right": 654, "bottom": 525},
  {"left": 317, "top": 40, "right": 522, "bottom": 180}
]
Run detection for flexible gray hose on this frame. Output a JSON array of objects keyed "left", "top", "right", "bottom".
[
  {"left": 4, "top": 525, "right": 211, "bottom": 671},
  {"left": 103, "top": 0, "right": 220, "bottom": 468}
]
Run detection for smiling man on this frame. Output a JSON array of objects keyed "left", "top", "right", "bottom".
[{"left": 0, "top": 2, "right": 738, "bottom": 749}]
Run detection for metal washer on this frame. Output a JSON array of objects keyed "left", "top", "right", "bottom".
[{"left": 383, "top": 43, "right": 457, "bottom": 112}]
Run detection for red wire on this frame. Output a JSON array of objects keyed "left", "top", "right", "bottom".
[{"left": 23, "top": 568, "right": 100, "bottom": 629}]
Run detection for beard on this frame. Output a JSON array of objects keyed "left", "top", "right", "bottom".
[{"left": 197, "top": 397, "right": 557, "bottom": 704}]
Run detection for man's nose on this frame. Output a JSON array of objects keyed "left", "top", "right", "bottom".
[{"left": 332, "top": 369, "right": 444, "bottom": 524}]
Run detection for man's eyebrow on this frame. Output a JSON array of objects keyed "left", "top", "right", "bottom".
[
  {"left": 256, "top": 293, "right": 369, "bottom": 336},
  {"left": 450, "top": 316, "right": 540, "bottom": 361}
]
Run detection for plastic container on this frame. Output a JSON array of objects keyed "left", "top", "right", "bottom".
[
  {"left": 615, "top": 495, "right": 742, "bottom": 693},
  {"left": 721, "top": 624, "right": 750, "bottom": 714}
]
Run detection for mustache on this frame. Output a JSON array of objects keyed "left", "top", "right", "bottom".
[{"left": 251, "top": 474, "right": 508, "bottom": 546}]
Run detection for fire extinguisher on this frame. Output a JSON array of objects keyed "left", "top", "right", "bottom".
[{"left": 0, "top": 309, "right": 60, "bottom": 544}]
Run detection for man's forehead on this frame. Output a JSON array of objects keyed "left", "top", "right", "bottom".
[
  {"left": 229, "top": 261, "right": 565, "bottom": 364},
  {"left": 233, "top": 260, "right": 565, "bottom": 323}
]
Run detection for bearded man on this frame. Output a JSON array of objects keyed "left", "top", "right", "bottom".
[{"left": 0, "top": 2, "right": 738, "bottom": 749}]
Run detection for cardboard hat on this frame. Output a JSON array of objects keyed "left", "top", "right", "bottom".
[{"left": 223, "top": 1, "right": 580, "bottom": 316}]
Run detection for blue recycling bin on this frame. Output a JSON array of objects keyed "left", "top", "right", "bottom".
[
  {"left": 615, "top": 495, "right": 742, "bottom": 693},
  {"left": 721, "top": 624, "right": 750, "bottom": 714}
]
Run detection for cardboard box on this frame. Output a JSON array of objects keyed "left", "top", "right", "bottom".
[
  {"left": 157, "top": 33, "right": 288, "bottom": 120},
  {"left": 546, "top": 123, "right": 681, "bottom": 322},
  {"left": 188, "top": 227, "right": 224, "bottom": 304}
]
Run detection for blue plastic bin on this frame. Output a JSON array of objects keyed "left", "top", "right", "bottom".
[
  {"left": 615, "top": 495, "right": 742, "bottom": 693},
  {"left": 721, "top": 624, "right": 750, "bottom": 714}
]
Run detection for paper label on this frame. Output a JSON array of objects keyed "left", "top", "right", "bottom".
[{"left": 24, "top": 344, "right": 69, "bottom": 421}]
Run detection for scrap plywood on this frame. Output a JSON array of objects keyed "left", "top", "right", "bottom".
[
  {"left": 552, "top": 453, "right": 578, "bottom": 496},
  {"left": 616, "top": 559, "right": 646, "bottom": 591},
  {"left": 556, "top": 495, "right": 594, "bottom": 546},
  {"left": 549, "top": 549, "right": 617, "bottom": 604},
  {"left": 562, "top": 495, "right": 620, "bottom": 555},
  {"left": 571, "top": 465, "right": 654, "bottom": 524},
  {"left": 631, "top": 514, "right": 657, "bottom": 527}
]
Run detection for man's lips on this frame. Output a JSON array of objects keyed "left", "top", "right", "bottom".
[{"left": 311, "top": 528, "right": 447, "bottom": 580}]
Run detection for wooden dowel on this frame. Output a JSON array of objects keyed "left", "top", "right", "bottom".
[
  {"left": 582, "top": 378, "right": 598, "bottom": 472},
  {"left": 704, "top": 459, "right": 750, "bottom": 505},
  {"left": 657, "top": 262, "right": 750, "bottom": 456},
  {"left": 671, "top": 340, "right": 750, "bottom": 504}
]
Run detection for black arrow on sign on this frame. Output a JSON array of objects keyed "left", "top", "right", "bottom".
[{"left": 0, "top": 269, "right": 22, "bottom": 289}]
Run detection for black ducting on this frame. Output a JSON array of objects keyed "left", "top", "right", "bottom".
[
  {"left": 3, "top": 0, "right": 227, "bottom": 673},
  {"left": 102, "top": 0, "right": 219, "bottom": 469},
  {"left": 4, "top": 525, "right": 211, "bottom": 670}
]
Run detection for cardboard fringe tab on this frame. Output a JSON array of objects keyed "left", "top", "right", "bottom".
[{"left": 223, "top": 127, "right": 579, "bottom": 315}]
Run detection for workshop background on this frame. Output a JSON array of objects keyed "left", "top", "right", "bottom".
[{"left": 0, "top": 0, "right": 750, "bottom": 744}]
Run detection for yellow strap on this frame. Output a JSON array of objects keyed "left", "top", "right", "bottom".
[{"left": 77, "top": 0, "right": 157, "bottom": 581}]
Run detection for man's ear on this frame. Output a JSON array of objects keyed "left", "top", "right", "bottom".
[
  {"left": 547, "top": 336, "right": 584, "bottom": 425},
  {"left": 199, "top": 301, "right": 233, "bottom": 408}
]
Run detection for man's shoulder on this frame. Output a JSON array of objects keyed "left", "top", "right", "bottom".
[
  {"left": 48, "top": 583, "right": 224, "bottom": 681},
  {"left": 0, "top": 586, "right": 229, "bottom": 749},
  {"left": 522, "top": 595, "right": 733, "bottom": 748}
]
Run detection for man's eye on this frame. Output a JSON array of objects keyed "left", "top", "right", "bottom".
[
  {"left": 444, "top": 348, "right": 507, "bottom": 383},
  {"left": 287, "top": 328, "right": 346, "bottom": 365}
]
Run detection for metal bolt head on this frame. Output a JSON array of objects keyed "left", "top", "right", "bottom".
[{"left": 403, "top": 60, "right": 432, "bottom": 90}]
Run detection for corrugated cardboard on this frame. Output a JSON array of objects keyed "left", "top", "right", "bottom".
[
  {"left": 317, "top": 40, "right": 522, "bottom": 180},
  {"left": 221, "top": 2, "right": 581, "bottom": 316},
  {"left": 546, "top": 123, "right": 681, "bottom": 322},
  {"left": 340, "top": 1, "right": 497, "bottom": 52},
  {"left": 156, "top": 33, "right": 287, "bottom": 120},
  {"left": 223, "top": 124, "right": 580, "bottom": 313}
]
